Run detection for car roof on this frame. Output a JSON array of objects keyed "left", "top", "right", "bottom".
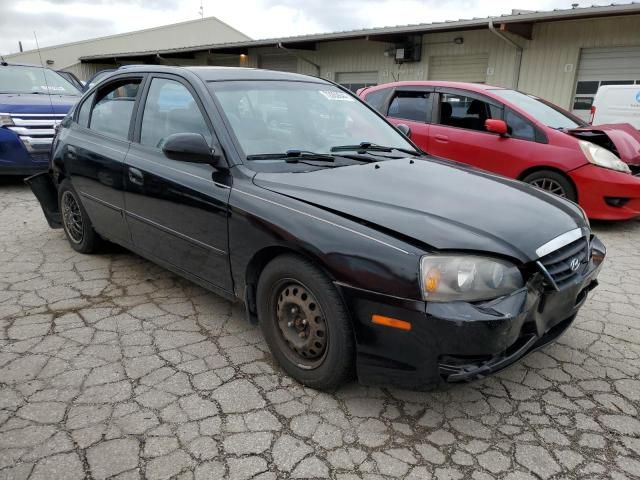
[
  {"left": 361, "top": 81, "right": 506, "bottom": 94},
  {"left": 114, "top": 65, "right": 328, "bottom": 83}
]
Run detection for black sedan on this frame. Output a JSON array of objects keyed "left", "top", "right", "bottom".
[{"left": 27, "top": 66, "right": 605, "bottom": 389}]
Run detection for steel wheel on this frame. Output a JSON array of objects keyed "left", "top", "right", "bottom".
[
  {"left": 273, "top": 280, "right": 328, "bottom": 370},
  {"left": 529, "top": 177, "right": 567, "bottom": 197},
  {"left": 61, "top": 190, "right": 84, "bottom": 244}
]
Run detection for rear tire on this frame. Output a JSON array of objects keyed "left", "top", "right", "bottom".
[
  {"left": 522, "top": 170, "right": 577, "bottom": 202},
  {"left": 256, "top": 254, "right": 355, "bottom": 390},
  {"left": 58, "top": 179, "right": 101, "bottom": 254}
]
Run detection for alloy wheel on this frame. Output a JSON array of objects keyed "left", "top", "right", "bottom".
[
  {"left": 61, "top": 191, "right": 84, "bottom": 244},
  {"left": 529, "top": 178, "right": 567, "bottom": 198},
  {"left": 274, "top": 280, "right": 328, "bottom": 370}
]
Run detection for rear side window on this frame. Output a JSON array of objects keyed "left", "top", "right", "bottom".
[
  {"left": 89, "top": 79, "right": 141, "bottom": 139},
  {"left": 140, "top": 78, "right": 211, "bottom": 148},
  {"left": 388, "top": 91, "right": 432, "bottom": 122},
  {"left": 76, "top": 93, "right": 94, "bottom": 128},
  {"left": 363, "top": 88, "right": 390, "bottom": 113}
]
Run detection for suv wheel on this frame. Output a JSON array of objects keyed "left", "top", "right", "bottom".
[
  {"left": 58, "top": 179, "right": 101, "bottom": 253},
  {"left": 256, "top": 254, "right": 355, "bottom": 389}
]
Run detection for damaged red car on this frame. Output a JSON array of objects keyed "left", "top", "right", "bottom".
[{"left": 359, "top": 81, "right": 640, "bottom": 220}]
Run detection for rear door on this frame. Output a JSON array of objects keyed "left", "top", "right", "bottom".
[
  {"left": 65, "top": 73, "right": 144, "bottom": 245},
  {"left": 384, "top": 86, "right": 434, "bottom": 150},
  {"left": 123, "top": 73, "right": 232, "bottom": 292}
]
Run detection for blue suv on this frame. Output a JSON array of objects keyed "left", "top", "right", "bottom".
[{"left": 1, "top": 62, "right": 81, "bottom": 175}]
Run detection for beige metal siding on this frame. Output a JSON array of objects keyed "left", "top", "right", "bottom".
[
  {"left": 518, "top": 14, "right": 640, "bottom": 109},
  {"left": 247, "top": 30, "right": 517, "bottom": 88},
  {"left": 428, "top": 54, "right": 489, "bottom": 82},
  {"left": 259, "top": 54, "right": 298, "bottom": 72}
]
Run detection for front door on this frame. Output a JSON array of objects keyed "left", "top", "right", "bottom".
[
  {"left": 428, "top": 89, "right": 545, "bottom": 179},
  {"left": 123, "top": 74, "right": 232, "bottom": 292}
]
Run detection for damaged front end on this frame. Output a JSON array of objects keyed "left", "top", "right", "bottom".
[
  {"left": 569, "top": 123, "right": 640, "bottom": 172},
  {"left": 24, "top": 171, "right": 62, "bottom": 228}
]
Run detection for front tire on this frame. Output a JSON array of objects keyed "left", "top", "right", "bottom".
[
  {"left": 522, "top": 170, "right": 577, "bottom": 202},
  {"left": 256, "top": 255, "right": 355, "bottom": 389},
  {"left": 58, "top": 179, "right": 101, "bottom": 254}
]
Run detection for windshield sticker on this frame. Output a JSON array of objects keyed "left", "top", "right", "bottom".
[{"left": 319, "top": 90, "right": 355, "bottom": 102}]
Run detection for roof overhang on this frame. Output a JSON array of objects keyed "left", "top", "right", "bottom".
[{"left": 79, "top": 3, "right": 640, "bottom": 63}]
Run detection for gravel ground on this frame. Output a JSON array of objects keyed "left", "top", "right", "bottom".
[{"left": 0, "top": 180, "right": 639, "bottom": 480}]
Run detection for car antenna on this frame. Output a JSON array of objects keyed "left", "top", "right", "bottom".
[{"left": 33, "top": 31, "right": 55, "bottom": 112}]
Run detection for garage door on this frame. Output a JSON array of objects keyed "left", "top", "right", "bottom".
[
  {"left": 335, "top": 71, "right": 378, "bottom": 92},
  {"left": 259, "top": 54, "right": 298, "bottom": 72},
  {"left": 428, "top": 54, "right": 488, "bottom": 83},
  {"left": 572, "top": 46, "right": 640, "bottom": 120}
]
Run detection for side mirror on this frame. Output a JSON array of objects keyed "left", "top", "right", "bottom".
[
  {"left": 161, "top": 133, "right": 220, "bottom": 164},
  {"left": 396, "top": 124, "right": 412, "bottom": 138},
  {"left": 485, "top": 119, "right": 509, "bottom": 136}
]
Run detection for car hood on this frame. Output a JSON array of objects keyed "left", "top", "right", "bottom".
[
  {"left": 253, "top": 158, "right": 586, "bottom": 263},
  {"left": 568, "top": 123, "right": 640, "bottom": 165},
  {"left": 0, "top": 93, "right": 78, "bottom": 114}
]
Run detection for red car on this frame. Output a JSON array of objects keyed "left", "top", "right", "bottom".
[{"left": 358, "top": 81, "right": 640, "bottom": 220}]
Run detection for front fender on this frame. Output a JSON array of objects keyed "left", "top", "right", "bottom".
[{"left": 227, "top": 179, "right": 424, "bottom": 302}]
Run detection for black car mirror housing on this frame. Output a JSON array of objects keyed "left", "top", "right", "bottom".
[{"left": 161, "top": 132, "right": 221, "bottom": 166}]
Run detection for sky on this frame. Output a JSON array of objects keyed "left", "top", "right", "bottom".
[{"left": 0, "top": 0, "right": 605, "bottom": 55}]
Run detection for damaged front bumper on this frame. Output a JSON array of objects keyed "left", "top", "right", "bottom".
[{"left": 339, "top": 236, "right": 606, "bottom": 389}]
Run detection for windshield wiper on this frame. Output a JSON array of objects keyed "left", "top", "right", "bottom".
[
  {"left": 246, "top": 150, "right": 335, "bottom": 163},
  {"left": 330, "top": 142, "right": 421, "bottom": 156}
]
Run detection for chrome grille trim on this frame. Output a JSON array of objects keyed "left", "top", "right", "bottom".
[
  {"left": 538, "top": 235, "right": 591, "bottom": 289},
  {"left": 6, "top": 113, "right": 66, "bottom": 154},
  {"left": 535, "top": 228, "right": 585, "bottom": 258}
]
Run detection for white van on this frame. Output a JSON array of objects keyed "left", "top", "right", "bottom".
[{"left": 591, "top": 85, "right": 640, "bottom": 129}]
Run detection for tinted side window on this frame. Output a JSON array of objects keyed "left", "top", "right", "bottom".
[
  {"left": 388, "top": 91, "right": 432, "bottom": 122},
  {"left": 363, "top": 89, "right": 390, "bottom": 113},
  {"left": 89, "top": 79, "right": 141, "bottom": 139},
  {"left": 505, "top": 109, "right": 536, "bottom": 141},
  {"left": 140, "top": 78, "right": 211, "bottom": 148},
  {"left": 438, "top": 93, "right": 500, "bottom": 131},
  {"left": 76, "top": 93, "right": 94, "bottom": 128}
]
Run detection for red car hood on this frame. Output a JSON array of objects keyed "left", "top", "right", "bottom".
[{"left": 568, "top": 123, "right": 640, "bottom": 165}]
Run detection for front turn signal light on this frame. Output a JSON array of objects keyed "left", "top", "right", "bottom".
[{"left": 371, "top": 315, "right": 412, "bottom": 331}]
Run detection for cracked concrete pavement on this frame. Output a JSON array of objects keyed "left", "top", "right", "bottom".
[{"left": 1, "top": 180, "right": 639, "bottom": 480}]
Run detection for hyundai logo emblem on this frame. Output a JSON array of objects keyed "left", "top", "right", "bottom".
[{"left": 569, "top": 257, "right": 580, "bottom": 272}]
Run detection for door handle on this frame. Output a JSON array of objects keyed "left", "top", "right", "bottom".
[
  {"left": 128, "top": 167, "right": 144, "bottom": 186},
  {"left": 434, "top": 134, "right": 449, "bottom": 143}
]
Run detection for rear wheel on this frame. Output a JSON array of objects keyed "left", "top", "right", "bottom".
[
  {"left": 522, "top": 170, "right": 577, "bottom": 202},
  {"left": 58, "top": 179, "right": 101, "bottom": 254},
  {"left": 256, "top": 255, "right": 354, "bottom": 389}
]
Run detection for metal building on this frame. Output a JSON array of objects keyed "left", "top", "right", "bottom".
[
  {"left": 77, "top": 3, "right": 640, "bottom": 120},
  {"left": 3, "top": 16, "right": 250, "bottom": 81}
]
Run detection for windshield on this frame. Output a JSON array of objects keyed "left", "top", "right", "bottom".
[
  {"left": 209, "top": 81, "right": 415, "bottom": 160},
  {"left": 491, "top": 89, "right": 585, "bottom": 129},
  {"left": 0, "top": 65, "right": 81, "bottom": 95}
]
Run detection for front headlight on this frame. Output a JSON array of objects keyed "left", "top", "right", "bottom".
[
  {"left": 578, "top": 140, "right": 631, "bottom": 174},
  {"left": 0, "top": 113, "right": 14, "bottom": 127},
  {"left": 420, "top": 255, "right": 524, "bottom": 302}
]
